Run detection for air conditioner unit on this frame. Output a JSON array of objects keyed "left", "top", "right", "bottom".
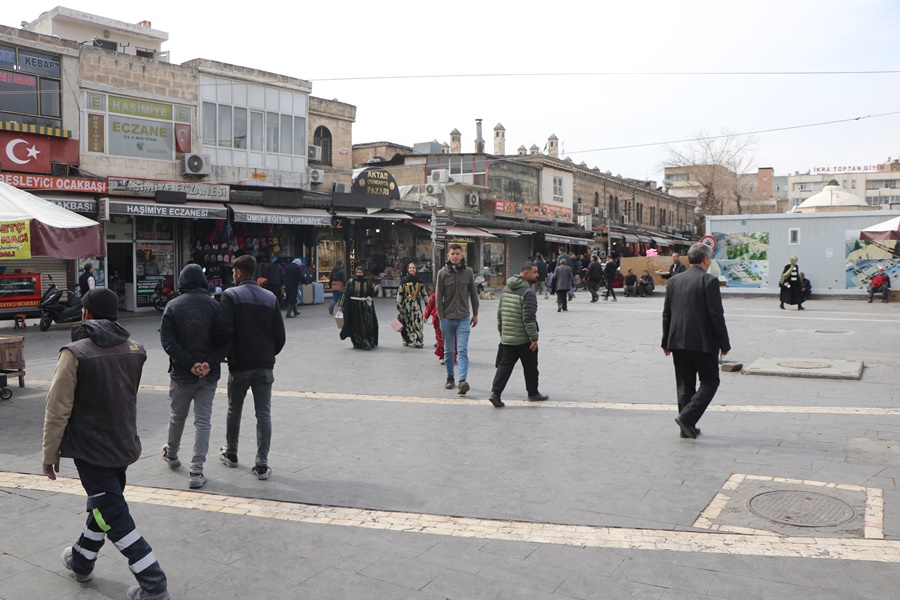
[
  {"left": 425, "top": 183, "right": 444, "bottom": 196},
  {"left": 430, "top": 169, "right": 450, "bottom": 184},
  {"left": 308, "top": 168, "right": 325, "bottom": 185},
  {"left": 591, "top": 207, "right": 600, "bottom": 216},
  {"left": 574, "top": 203, "right": 583, "bottom": 213},
  {"left": 332, "top": 182, "right": 350, "bottom": 194},
  {"left": 181, "top": 153, "right": 211, "bottom": 176},
  {"left": 308, "top": 144, "right": 322, "bottom": 161},
  {"left": 620, "top": 215, "right": 629, "bottom": 225},
  {"left": 467, "top": 193, "right": 480, "bottom": 206},
  {"left": 661, "top": 225, "right": 673, "bottom": 233}
]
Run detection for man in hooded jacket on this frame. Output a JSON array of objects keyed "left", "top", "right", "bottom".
[
  {"left": 42, "top": 287, "right": 171, "bottom": 600},
  {"left": 160, "top": 264, "right": 231, "bottom": 489}
]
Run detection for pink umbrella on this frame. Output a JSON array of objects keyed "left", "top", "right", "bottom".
[
  {"left": 859, "top": 215, "right": 900, "bottom": 241},
  {"left": 0, "top": 181, "right": 102, "bottom": 259}
]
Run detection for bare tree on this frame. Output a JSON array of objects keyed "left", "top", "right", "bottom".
[{"left": 663, "top": 131, "right": 758, "bottom": 231}]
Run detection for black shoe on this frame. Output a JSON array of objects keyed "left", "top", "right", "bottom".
[
  {"left": 868, "top": 298, "right": 873, "bottom": 303},
  {"left": 798, "top": 305, "right": 805, "bottom": 310},
  {"left": 558, "top": 307, "right": 561, "bottom": 312},
  {"left": 445, "top": 377, "right": 455, "bottom": 390},
  {"left": 458, "top": 380, "right": 470, "bottom": 395},
  {"left": 780, "top": 303, "right": 785, "bottom": 309},
  {"left": 680, "top": 427, "right": 701, "bottom": 438},
  {"left": 489, "top": 395, "right": 504, "bottom": 408},
  {"left": 527, "top": 393, "right": 549, "bottom": 402},
  {"left": 675, "top": 417, "right": 697, "bottom": 439}
]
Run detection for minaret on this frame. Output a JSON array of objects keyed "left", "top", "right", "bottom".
[
  {"left": 493, "top": 123, "right": 506, "bottom": 155},
  {"left": 450, "top": 129, "right": 461, "bottom": 154},
  {"left": 548, "top": 134, "right": 559, "bottom": 158}
]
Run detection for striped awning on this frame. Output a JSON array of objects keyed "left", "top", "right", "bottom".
[{"left": 0, "top": 121, "right": 71, "bottom": 139}]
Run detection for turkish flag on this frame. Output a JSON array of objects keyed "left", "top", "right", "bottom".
[
  {"left": 0, "top": 132, "right": 53, "bottom": 174},
  {"left": 175, "top": 123, "right": 191, "bottom": 154}
]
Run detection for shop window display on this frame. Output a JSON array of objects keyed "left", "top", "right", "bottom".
[
  {"left": 191, "top": 221, "right": 294, "bottom": 291},
  {"left": 317, "top": 235, "right": 346, "bottom": 290}
]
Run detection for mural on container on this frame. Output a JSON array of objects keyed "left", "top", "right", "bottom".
[
  {"left": 844, "top": 233, "right": 900, "bottom": 288},
  {"left": 709, "top": 232, "right": 769, "bottom": 288}
]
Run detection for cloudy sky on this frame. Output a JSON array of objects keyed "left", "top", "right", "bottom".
[{"left": 9, "top": 1, "right": 900, "bottom": 182}]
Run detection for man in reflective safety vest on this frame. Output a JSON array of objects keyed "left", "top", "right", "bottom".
[{"left": 42, "top": 287, "right": 170, "bottom": 600}]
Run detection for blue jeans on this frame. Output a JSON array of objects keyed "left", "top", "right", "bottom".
[
  {"left": 166, "top": 377, "right": 217, "bottom": 474},
  {"left": 225, "top": 368, "right": 273, "bottom": 468},
  {"left": 330, "top": 290, "right": 344, "bottom": 311},
  {"left": 441, "top": 318, "right": 470, "bottom": 381}
]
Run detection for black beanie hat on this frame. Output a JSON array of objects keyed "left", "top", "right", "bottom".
[{"left": 82, "top": 287, "right": 119, "bottom": 320}]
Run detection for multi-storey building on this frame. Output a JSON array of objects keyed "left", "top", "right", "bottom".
[
  {"left": 1, "top": 7, "right": 359, "bottom": 313},
  {"left": 786, "top": 159, "right": 900, "bottom": 210}
]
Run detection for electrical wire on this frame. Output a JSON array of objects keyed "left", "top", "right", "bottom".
[{"left": 310, "top": 69, "right": 900, "bottom": 82}]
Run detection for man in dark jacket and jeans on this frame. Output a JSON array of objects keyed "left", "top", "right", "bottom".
[
  {"left": 436, "top": 244, "right": 479, "bottom": 394},
  {"left": 489, "top": 262, "right": 548, "bottom": 408},
  {"left": 160, "top": 264, "right": 230, "bottom": 489},
  {"left": 43, "top": 288, "right": 170, "bottom": 600},
  {"left": 216, "top": 254, "right": 286, "bottom": 480}
]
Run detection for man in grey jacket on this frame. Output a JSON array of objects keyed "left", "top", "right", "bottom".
[
  {"left": 436, "top": 244, "right": 479, "bottom": 394},
  {"left": 489, "top": 262, "right": 548, "bottom": 407},
  {"left": 552, "top": 260, "right": 574, "bottom": 312}
]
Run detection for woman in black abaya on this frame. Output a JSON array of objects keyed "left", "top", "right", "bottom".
[{"left": 338, "top": 267, "right": 380, "bottom": 350}]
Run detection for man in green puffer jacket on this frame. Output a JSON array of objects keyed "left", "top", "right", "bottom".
[{"left": 488, "top": 262, "right": 549, "bottom": 408}]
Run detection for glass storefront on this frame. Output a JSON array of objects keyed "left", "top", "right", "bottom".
[{"left": 482, "top": 239, "right": 507, "bottom": 288}]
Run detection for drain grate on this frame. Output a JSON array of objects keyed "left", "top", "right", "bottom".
[{"left": 749, "top": 490, "right": 855, "bottom": 527}]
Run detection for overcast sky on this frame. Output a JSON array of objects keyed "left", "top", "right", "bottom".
[{"left": 9, "top": 1, "right": 900, "bottom": 182}]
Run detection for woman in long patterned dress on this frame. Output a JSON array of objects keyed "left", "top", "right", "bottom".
[
  {"left": 338, "top": 266, "right": 380, "bottom": 350},
  {"left": 396, "top": 262, "right": 428, "bottom": 348}
]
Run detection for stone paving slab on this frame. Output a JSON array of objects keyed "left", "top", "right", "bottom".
[{"left": 742, "top": 357, "right": 865, "bottom": 380}]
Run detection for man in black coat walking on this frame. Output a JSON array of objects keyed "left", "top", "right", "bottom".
[
  {"left": 661, "top": 243, "right": 731, "bottom": 439},
  {"left": 282, "top": 259, "right": 302, "bottom": 318}
]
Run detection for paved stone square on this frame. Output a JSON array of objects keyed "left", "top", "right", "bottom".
[{"left": 0, "top": 295, "right": 898, "bottom": 599}]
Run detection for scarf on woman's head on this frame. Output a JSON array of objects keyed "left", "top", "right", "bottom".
[{"left": 401, "top": 266, "right": 421, "bottom": 285}]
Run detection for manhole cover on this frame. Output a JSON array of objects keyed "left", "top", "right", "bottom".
[
  {"left": 775, "top": 361, "right": 832, "bottom": 370},
  {"left": 749, "top": 491, "right": 855, "bottom": 527}
]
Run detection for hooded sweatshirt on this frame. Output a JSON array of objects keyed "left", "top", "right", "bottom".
[
  {"left": 496, "top": 274, "right": 539, "bottom": 345},
  {"left": 42, "top": 320, "right": 146, "bottom": 468},
  {"left": 160, "top": 264, "right": 230, "bottom": 381}
]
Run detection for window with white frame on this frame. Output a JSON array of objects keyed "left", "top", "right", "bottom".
[
  {"left": 200, "top": 75, "right": 307, "bottom": 167},
  {"left": 553, "top": 176, "right": 564, "bottom": 202},
  {"left": 789, "top": 228, "right": 800, "bottom": 245}
]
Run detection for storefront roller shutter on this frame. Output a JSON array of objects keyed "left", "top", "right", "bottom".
[{"left": 0, "top": 258, "right": 70, "bottom": 295}]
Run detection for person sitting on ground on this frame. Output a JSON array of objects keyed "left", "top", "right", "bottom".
[
  {"left": 623, "top": 269, "right": 638, "bottom": 297},
  {"left": 867, "top": 266, "right": 891, "bottom": 303},
  {"left": 799, "top": 272, "right": 812, "bottom": 301},
  {"left": 638, "top": 270, "right": 655, "bottom": 297}
]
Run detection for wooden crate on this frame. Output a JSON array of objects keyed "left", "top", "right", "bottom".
[{"left": 0, "top": 335, "right": 25, "bottom": 387}]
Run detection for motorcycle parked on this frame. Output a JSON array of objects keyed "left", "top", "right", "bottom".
[
  {"left": 38, "top": 275, "right": 82, "bottom": 331},
  {"left": 150, "top": 279, "right": 179, "bottom": 311}
]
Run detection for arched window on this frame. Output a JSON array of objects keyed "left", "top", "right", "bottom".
[
  {"left": 594, "top": 191, "right": 600, "bottom": 208},
  {"left": 312, "top": 126, "right": 333, "bottom": 166}
]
